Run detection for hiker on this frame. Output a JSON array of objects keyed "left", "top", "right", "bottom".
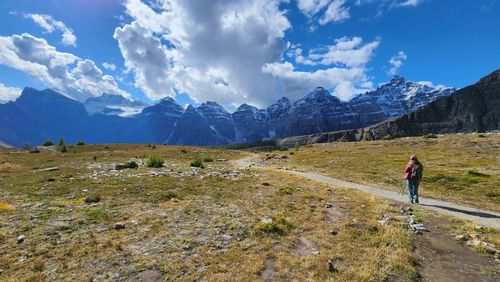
[{"left": 404, "top": 155, "right": 423, "bottom": 204}]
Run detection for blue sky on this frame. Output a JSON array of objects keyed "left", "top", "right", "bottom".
[{"left": 0, "top": 0, "right": 499, "bottom": 109}]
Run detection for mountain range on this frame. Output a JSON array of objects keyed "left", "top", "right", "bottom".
[
  {"left": 277, "top": 70, "right": 500, "bottom": 147},
  {"left": 0, "top": 76, "right": 455, "bottom": 147}
]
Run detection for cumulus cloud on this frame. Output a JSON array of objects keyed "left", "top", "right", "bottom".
[
  {"left": 297, "top": 0, "right": 350, "bottom": 25},
  {"left": 22, "top": 13, "right": 77, "bottom": 47},
  {"left": 115, "top": 0, "right": 290, "bottom": 108},
  {"left": 387, "top": 51, "right": 407, "bottom": 76},
  {"left": 114, "top": 0, "right": 380, "bottom": 107},
  {"left": 292, "top": 36, "right": 379, "bottom": 67},
  {"left": 0, "top": 83, "right": 22, "bottom": 103},
  {"left": 102, "top": 62, "right": 117, "bottom": 71},
  {"left": 0, "top": 33, "right": 129, "bottom": 101}
]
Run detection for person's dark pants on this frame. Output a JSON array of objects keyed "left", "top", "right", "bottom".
[{"left": 407, "top": 179, "right": 419, "bottom": 203}]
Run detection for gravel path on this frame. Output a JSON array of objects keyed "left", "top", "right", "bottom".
[{"left": 235, "top": 157, "right": 500, "bottom": 229}]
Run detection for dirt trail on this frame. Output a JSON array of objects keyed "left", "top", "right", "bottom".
[
  {"left": 234, "top": 157, "right": 500, "bottom": 229},
  {"left": 235, "top": 156, "right": 500, "bottom": 281}
]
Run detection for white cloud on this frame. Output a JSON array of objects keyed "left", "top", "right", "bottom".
[
  {"left": 387, "top": 51, "right": 407, "bottom": 76},
  {"left": 23, "top": 13, "right": 77, "bottom": 47},
  {"left": 0, "top": 83, "right": 22, "bottom": 103},
  {"left": 0, "top": 33, "right": 129, "bottom": 101},
  {"left": 297, "top": 0, "right": 350, "bottom": 25},
  {"left": 115, "top": 0, "right": 381, "bottom": 107},
  {"left": 292, "top": 36, "right": 379, "bottom": 67},
  {"left": 116, "top": 0, "right": 290, "bottom": 108},
  {"left": 397, "top": 0, "right": 422, "bottom": 7},
  {"left": 102, "top": 62, "right": 117, "bottom": 71},
  {"left": 319, "top": 0, "right": 350, "bottom": 25}
]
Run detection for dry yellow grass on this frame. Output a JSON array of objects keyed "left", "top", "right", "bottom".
[
  {"left": 280, "top": 134, "right": 500, "bottom": 212},
  {"left": 0, "top": 144, "right": 414, "bottom": 281}
]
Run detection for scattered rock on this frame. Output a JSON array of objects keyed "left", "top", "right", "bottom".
[
  {"left": 84, "top": 195, "right": 100, "bottom": 204},
  {"left": 159, "top": 213, "right": 168, "bottom": 218},
  {"left": 17, "top": 235, "right": 25, "bottom": 244},
  {"left": 35, "top": 167, "right": 60, "bottom": 172},
  {"left": 474, "top": 225, "right": 484, "bottom": 231},
  {"left": 114, "top": 223, "right": 126, "bottom": 230},
  {"left": 215, "top": 159, "right": 228, "bottom": 162},
  {"left": 261, "top": 217, "right": 272, "bottom": 224},
  {"left": 46, "top": 178, "right": 56, "bottom": 182},
  {"left": 327, "top": 258, "right": 351, "bottom": 273},
  {"left": 325, "top": 203, "right": 333, "bottom": 209},
  {"left": 262, "top": 182, "right": 270, "bottom": 186},
  {"left": 130, "top": 269, "right": 163, "bottom": 282},
  {"left": 454, "top": 234, "right": 470, "bottom": 241},
  {"left": 408, "top": 218, "right": 428, "bottom": 234},
  {"left": 330, "top": 230, "right": 338, "bottom": 236}
]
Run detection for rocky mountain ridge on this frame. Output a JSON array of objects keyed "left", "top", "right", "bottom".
[
  {"left": 0, "top": 76, "right": 456, "bottom": 146},
  {"left": 276, "top": 70, "right": 500, "bottom": 147}
]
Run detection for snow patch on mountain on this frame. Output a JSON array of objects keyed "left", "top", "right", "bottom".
[{"left": 84, "top": 93, "right": 148, "bottom": 117}]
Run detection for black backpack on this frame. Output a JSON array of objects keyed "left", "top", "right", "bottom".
[{"left": 411, "top": 163, "right": 422, "bottom": 180}]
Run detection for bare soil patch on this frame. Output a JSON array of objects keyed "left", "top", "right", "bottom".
[{"left": 415, "top": 215, "right": 499, "bottom": 281}]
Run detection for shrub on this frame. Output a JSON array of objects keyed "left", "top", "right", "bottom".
[
  {"left": 30, "top": 147, "right": 40, "bottom": 153},
  {"left": 84, "top": 195, "right": 101, "bottom": 204},
  {"left": 276, "top": 187, "right": 294, "bottom": 196},
  {"left": 203, "top": 156, "right": 214, "bottom": 162},
  {"left": 190, "top": 158, "right": 205, "bottom": 168},
  {"left": 58, "top": 138, "right": 65, "bottom": 146},
  {"left": 423, "top": 133, "right": 438, "bottom": 139},
  {"left": 93, "top": 156, "right": 97, "bottom": 161},
  {"left": 255, "top": 216, "right": 292, "bottom": 236},
  {"left": 76, "top": 141, "right": 85, "bottom": 145},
  {"left": 42, "top": 140, "right": 53, "bottom": 146},
  {"left": 60, "top": 145, "right": 67, "bottom": 153},
  {"left": 147, "top": 155, "right": 164, "bottom": 168},
  {"left": 181, "top": 149, "right": 188, "bottom": 154},
  {"left": 477, "top": 133, "right": 486, "bottom": 138},
  {"left": 125, "top": 161, "right": 139, "bottom": 169},
  {"left": 116, "top": 161, "right": 139, "bottom": 170}
]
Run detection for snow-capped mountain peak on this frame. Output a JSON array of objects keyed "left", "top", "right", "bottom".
[
  {"left": 84, "top": 93, "right": 149, "bottom": 117},
  {"left": 350, "top": 76, "right": 456, "bottom": 118}
]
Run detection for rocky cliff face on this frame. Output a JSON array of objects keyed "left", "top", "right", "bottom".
[
  {"left": 274, "top": 87, "right": 360, "bottom": 137},
  {"left": 166, "top": 105, "right": 229, "bottom": 146},
  {"left": 139, "top": 97, "right": 184, "bottom": 144},
  {"left": 232, "top": 104, "right": 271, "bottom": 143},
  {"left": 364, "top": 70, "right": 500, "bottom": 139}
]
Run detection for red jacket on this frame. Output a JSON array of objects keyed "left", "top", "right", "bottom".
[{"left": 404, "top": 162, "right": 413, "bottom": 180}]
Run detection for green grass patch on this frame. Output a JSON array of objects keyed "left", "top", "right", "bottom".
[
  {"left": 190, "top": 158, "right": 205, "bottom": 168},
  {"left": 146, "top": 155, "right": 164, "bottom": 168}
]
